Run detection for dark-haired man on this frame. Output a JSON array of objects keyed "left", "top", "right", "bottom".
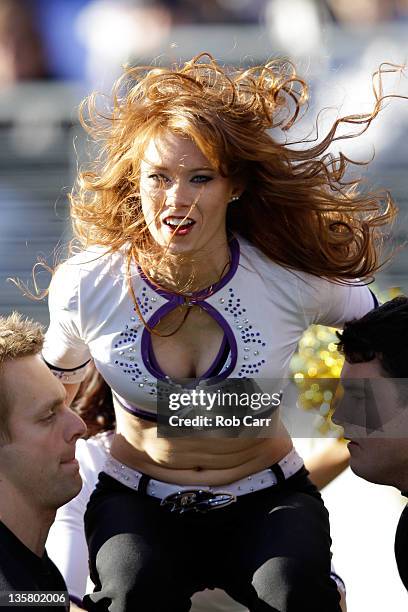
[
  {"left": 0, "top": 313, "right": 86, "bottom": 609},
  {"left": 333, "top": 296, "right": 408, "bottom": 590}
]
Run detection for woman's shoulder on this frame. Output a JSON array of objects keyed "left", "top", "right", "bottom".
[
  {"left": 237, "top": 234, "right": 314, "bottom": 289},
  {"left": 50, "top": 247, "right": 127, "bottom": 300},
  {"left": 236, "top": 235, "right": 375, "bottom": 325},
  {"left": 56, "top": 246, "right": 125, "bottom": 278},
  {"left": 237, "top": 234, "right": 359, "bottom": 291}
]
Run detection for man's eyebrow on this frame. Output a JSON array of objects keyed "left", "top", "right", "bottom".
[
  {"left": 341, "top": 380, "right": 364, "bottom": 390},
  {"left": 38, "top": 395, "right": 65, "bottom": 415}
]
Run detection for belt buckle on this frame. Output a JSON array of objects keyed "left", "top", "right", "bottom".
[{"left": 160, "top": 489, "right": 237, "bottom": 514}]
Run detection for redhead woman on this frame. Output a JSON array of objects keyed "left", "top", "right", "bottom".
[{"left": 42, "top": 54, "right": 397, "bottom": 611}]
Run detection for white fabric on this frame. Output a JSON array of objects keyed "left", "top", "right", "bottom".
[
  {"left": 43, "top": 236, "right": 375, "bottom": 410},
  {"left": 46, "top": 435, "right": 345, "bottom": 610},
  {"left": 44, "top": 236, "right": 370, "bottom": 607},
  {"left": 104, "top": 447, "right": 304, "bottom": 499},
  {"left": 46, "top": 432, "right": 249, "bottom": 611}
]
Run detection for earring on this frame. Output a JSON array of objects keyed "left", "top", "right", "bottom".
[{"left": 230, "top": 195, "right": 240, "bottom": 202}]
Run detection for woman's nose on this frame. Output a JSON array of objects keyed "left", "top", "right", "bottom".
[{"left": 165, "top": 180, "right": 192, "bottom": 208}]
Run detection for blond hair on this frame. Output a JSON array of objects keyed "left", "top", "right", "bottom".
[{"left": 0, "top": 312, "right": 44, "bottom": 440}]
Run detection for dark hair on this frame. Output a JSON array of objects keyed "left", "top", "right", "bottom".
[
  {"left": 72, "top": 362, "right": 115, "bottom": 438},
  {"left": 336, "top": 296, "right": 408, "bottom": 377}
]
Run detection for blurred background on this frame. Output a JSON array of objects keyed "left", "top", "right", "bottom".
[{"left": 0, "top": 1, "right": 407, "bottom": 610}]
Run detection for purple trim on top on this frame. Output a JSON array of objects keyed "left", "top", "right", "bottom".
[
  {"left": 148, "top": 339, "right": 162, "bottom": 373},
  {"left": 197, "top": 302, "right": 238, "bottom": 383},
  {"left": 141, "top": 301, "right": 179, "bottom": 381},
  {"left": 139, "top": 237, "right": 240, "bottom": 382},
  {"left": 138, "top": 237, "right": 240, "bottom": 300},
  {"left": 69, "top": 595, "right": 85, "bottom": 609},
  {"left": 200, "top": 332, "right": 228, "bottom": 378},
  {"left": 148, "top": 331, "right": 228, "bottom": 379},
  {"left": 141, "top": 301, "right": 238, "bottom": 382},
  {"left": 113, "top": 392, "right": 158, "bottom": 422}
]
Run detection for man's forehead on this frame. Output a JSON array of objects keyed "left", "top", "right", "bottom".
[
  {"left": 341, "top": 358, "right": 384, "bottom": 380},
  {"left": 4, "top": 355, "right": 66, "bottom": 413}
]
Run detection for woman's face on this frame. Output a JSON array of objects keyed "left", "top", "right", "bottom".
[{"left": 139, "top": 131, "right": 238, "bottom": 255}]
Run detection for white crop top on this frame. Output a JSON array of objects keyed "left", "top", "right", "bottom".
[{"left": 42, "top": 235, "right": 377, "bottom": 419}]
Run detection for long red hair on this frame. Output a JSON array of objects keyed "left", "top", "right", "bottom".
[{"left": 70, "top": 53, "right": 404, "bottom": 283}]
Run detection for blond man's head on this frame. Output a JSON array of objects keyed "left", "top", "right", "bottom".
[
  {"left": 0, "top": 313, "right": 86, "bottom": 511},
  {"left": 0, "top": 312, "right": 44, "bottom": 440}
]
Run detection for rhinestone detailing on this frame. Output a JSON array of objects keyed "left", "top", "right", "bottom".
[
  {"left": 218, "top": 286, "right": 267, "bottom": 377},
  {"left": 49, "top": 362, "right": 89, "bottom": 384},
  {"left": 104, "top": 448, "right": 304, "bottom": 500}
]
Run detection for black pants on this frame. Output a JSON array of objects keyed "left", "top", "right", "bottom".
[{"left": 84, "top": 468, "right": 341, "bottom": 612}]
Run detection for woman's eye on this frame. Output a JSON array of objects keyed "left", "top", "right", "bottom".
[
  {"left": 148, "top": 174, "right": 170, "bottom": 184},
  {"left": 192, "top": 175, "right": 212, "bottom": 184}
]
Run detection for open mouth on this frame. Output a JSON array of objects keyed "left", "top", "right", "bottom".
[{"left": 162, "top": 216, "right": 196, "bottom": 235}]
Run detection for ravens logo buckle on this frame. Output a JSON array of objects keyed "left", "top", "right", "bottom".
[{"left": 160, "top": 489, "right": 237, "bottom": 513}]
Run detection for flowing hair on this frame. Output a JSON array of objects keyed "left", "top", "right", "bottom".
[
  {"left": 70, "top": 52, "right": 405, "bottom": 285},
  {"left": 67, "top": 53, "right": 406, "bottom": 432}
]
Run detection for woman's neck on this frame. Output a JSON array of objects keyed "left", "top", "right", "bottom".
[{"left": 145, "top": 241, "right": 231, "bottom": 294}]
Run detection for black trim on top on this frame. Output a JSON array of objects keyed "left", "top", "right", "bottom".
[
  {"left": 42, "top": 356, "right": 91, "bottom": 372},
  {"left": 369, "top": 289, "right": 379, "bottom": 309}
]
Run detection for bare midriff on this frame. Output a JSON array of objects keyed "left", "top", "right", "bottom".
[
  {"left": 111, "top": 409, "right": 293, "bottom": 486},
  {"left": 109, "top": 305, "right": 293, "bottom": 486}
]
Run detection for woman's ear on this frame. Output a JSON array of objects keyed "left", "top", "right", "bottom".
[{"left": 229, "top": 178, "right": 247, "bottom": 203}]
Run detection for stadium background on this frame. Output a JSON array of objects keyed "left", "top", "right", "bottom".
[{"left": 0, "top": 1, "right": 407, "bottom": 610}]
